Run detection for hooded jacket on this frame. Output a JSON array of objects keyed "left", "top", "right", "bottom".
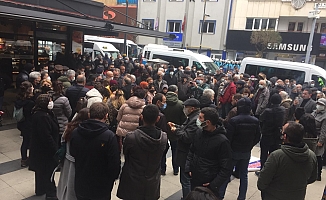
[
  {"left": 70, "top": 119, "right": 120, "bottom": 199},
  {"left": 163, "top": 92, "right": 187, "bottom": 141},
  {"left": 258, "top": 143, "right": 317, "bottom": 200},
  {"left": 57, "top": 75, "right": 72, "bottom": 90},
  {"left": 117, "top": 127, "right": 167, "bottom": 200},
  {"left": 116, "top": 96, "right": 145, "bottom": 136},
  {"left": 86, "top": 88, "right": 103, "bottom": 108}
]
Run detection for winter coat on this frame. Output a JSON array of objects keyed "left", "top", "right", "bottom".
[
  {"left": 311, "top": 110, "right": 326, "bottom": 156},
  {"left": 15, "top": 97, "right": 35, "bottom": 134},
  {"left": 153, "top": 79, "right": 167, "bottom": 93},
  {"left": 219, "top": 82, "right": 236, "bottom": 104},
  {"left": 57, "top": 142, "right": 77, "bottom": 200},
  {"left": 260, "top": 104, "right": 285, "bottom": 137},
  {"left": 226, "top": 112, "right": 261, "bottom": 153},
  {"left": 57, "top": 76, "right": 72, "bottom": 90},
  {"left": 291, "top": 98, "right": 316, "bottom": 114},
  {"left": 52, "top": 95, "right": 72, "bottom": 135},
  {"left": 199, "top": 96, "right": 217, "bottom": 109},
  {"left": 122, "top": 84, "right": 132, "bottom": 100},
  {"left": 258, "top": 143, "right": 317, "bottom": 200},
  {"left": 65, "top": 85, "right": 89, "bottom": 114},
  {"left": 117, "top": 127, "right": 167, "bottom": 200},
  {"left": 190, "top": 83, "right": 210, "bottom": 100},
  {"left": 70, "top": 119, "right": 120, "bottom": 199},
  {"left": 163, "top": 92, "right": 187, "bottom": 141},
  {"left": 116, "top": 96, "right": 145, "bottom": 136},
  {"left": 29, "top": 110, "right": 59, "bottom": 171},
  {"left": 86, "top": 88, "right": 103, "bottom": 108},
  {"left": 163, "top": 74, "right": 178, "bottom": 86},
  {"left": 280, "top": 98, "right": 292, "bottom": 125},
  {"left": 175, "top": 110, "right": 200, "bottom": 168},
  {"left": 185, "top": 126, "right": 233, "bottom": 194},
  {"left": 15, "top": 70, "right": 29, "bottom": 89},
  {"left": 253, "top": 87, "right": 270, "bottom": 116},
  {"left": 177, "top": 82, "right": 190, "bottom": 102}
]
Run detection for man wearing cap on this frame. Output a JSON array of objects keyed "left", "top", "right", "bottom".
[
  {"left": 50, "top": 65, "right": 64, "bottom": 82},
  {"left": 168, "top": 98, "right": 201, "bottom": 199},
  {"left": 236, "top": 80, "right": 245, "bottom": 94}
]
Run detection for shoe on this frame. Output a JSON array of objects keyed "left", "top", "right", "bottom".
[
  {"left": 317, "top": 176, "right": 321, "bottom": 181},
  {"left": 173, "top": 172, "right": 179, "bottom": 176},
  {"left": 161, "top": 171, "right": 166, "bottom": 176},
  {"left": 255, "top": 171, "right": 260, "bottom": 176},
  {"left": 21, "top": 158, "right": 29, "bottom": 167}
]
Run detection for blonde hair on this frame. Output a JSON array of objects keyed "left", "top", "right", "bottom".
[
  {"left": 41, "top": 79, "right": 52, "bottom": 87},
  {"left": 110, "top": 89, "right": 126, "bottom": 109}
]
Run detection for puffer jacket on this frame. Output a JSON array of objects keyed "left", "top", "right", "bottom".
[
  {"left": 86, "top": 88, "right": 103, "bottom": 108},
  {"left": 258, "top": 143, "right": 317, "bottom": 200},
  {"left": 311, "top": 110, "right": 326, "bottom": 156},
  {"left": 185, "top": 126, "right": 233, "bottom": 194},
  {"left": 116, "top": 96, "right": 145, "bottom": 136},
  {"left": 53, "top": 95, "right": 72, "bottom": 135}
]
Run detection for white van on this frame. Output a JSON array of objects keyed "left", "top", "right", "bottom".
[
  {"left": 143, "top": 45, "right": 218, "bottom": 72},
  {"left": 240, "top": 57, "right": 326, "bottom": 88},
  {"left": 84, "top": 41, "right": 119, "bottom": 61}
]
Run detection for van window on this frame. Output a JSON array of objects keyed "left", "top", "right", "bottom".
[
  {"left": 245, "top": 64, "right": 305, "bottom": 84},
  {"left": 152, "top": 54, "right": 189, "bottom": 67},
  {"left": 312, "top": 75, "right": 326, "bottom": 89},
  {"left": 193, "top": 61, "right": 204, "bottom": 71},
  {"left": 144, "top": 51, "right": 151, "bottom": 59},
  {"left": 94, "top": 50, "right": 102, "bottom": 58}
]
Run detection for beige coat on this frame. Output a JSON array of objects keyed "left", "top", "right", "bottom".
[{"left": 116, "top": 96, "right": 145, "bottom": 136}]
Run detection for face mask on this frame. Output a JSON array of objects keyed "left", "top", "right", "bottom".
[
  {"left": 275, "top": 83, "right": 279, "bottom": 86},
  {"left": 196, "top": 118, "right": 207, "bottom": 129},
  {"left": 47, "top": 101, "right": 54, "bottom": 110},
  {"left": 83, "top": 58, "right": 86, "bottom": 61},
  {"left": 89, "top": 60, "right": 91, "bottom": 62},
  {"left": 161, "top": 103, "right": 167, "bottom": 110},
  {"left": 196, "top": 80, "right": 203, "bottom": 85},
  {"left": 243, "top": 94, "right": 249, "bottom": 97},
  {"left": 259, "top": 85, "right": 264, "bottom": 89},
  {"left": 72, "top": 77, "right": 76, "bottom": 81},
  {"left": 221, "top": 79, "right": 225, "bottom": 82},
  {"left": 170, "top": 72, "right": 174, "bottom": 76},
  {"left": 317, "top": 104, "right": 325, "bottom": 111},
  {"left": 311, "top": 84, "right": 315, "bottom": 87},
  {"left": 149, "top": 89, "right": 155, "bottom": 93},
  {"left": 46, "top": 77, "right": 51, "bottom": 81}
]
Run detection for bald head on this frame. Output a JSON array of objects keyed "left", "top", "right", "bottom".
[
  {"left": 76, "top": 75, "right": 86, "bottom": 85},
  {"left": 106, "top": 71, "right": 113, "bottom": 79}
]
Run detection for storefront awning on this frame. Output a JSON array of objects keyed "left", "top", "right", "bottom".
[{"left": 0, "top": 5, "right": 170, "bottom": 38}]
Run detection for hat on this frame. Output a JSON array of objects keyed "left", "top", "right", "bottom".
[
  {"left": 109, "top": 80, "right": 118, "bottom": 86},
  {"left": 270, "top": 93, "right": 282, "bottom": 105},
  {"left": 243, "top": 73, "right": 250, "bottom": 79},
  {"left": 162, "top": 84, "right": 168, "bottom": 89},
  {"left": 140, "top": 81, "right": 149, "bottom": 89},
  {"left": 24, "top": 63, "right": 35, "bottom": 72},
  {"left": 55, "top": 65, "right": 63, "bottom": 71},
  {"left": 236, "top": 80, "right": 245, "bottom": 85},
  {"left": 36, "top": 94, "right": 51, "bottom": 110},
  {"left": 317, "top": 98, "right": 326, "bottom": 106},
  {"left": 62, "top": 66, "right": 69, "bottom": 71},
  {"left": 183, "top": 98, "right": 200, "bottom": 108},
  {"left": 276, "top": 84, "right": 285, "bottom": 90}
]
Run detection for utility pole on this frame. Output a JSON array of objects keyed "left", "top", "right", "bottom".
[
  {"left": 199, "top": 0, "right": 207, "bottom": 54},
  {"left": 305, "top": 4, "right": 319, "bottom": 64},
  {"left": 123, "top": 0, "right": 129, "bottom": 56}
]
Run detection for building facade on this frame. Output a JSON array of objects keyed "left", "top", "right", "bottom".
[
  {"left": 227, "top": 0, "right": 326, "bottom": 68},
  {"left": 137, "top": 0, "right": 231, "bottom": 57}
]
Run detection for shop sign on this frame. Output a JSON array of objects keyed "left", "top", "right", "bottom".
[
  {"left": 163, "top": 32, "right": 183, "bottom": 48},
  {"left": 316, "top": 2, "right": 326, "bottom": 8},
  {"left": 267, "top": 43, "right": 311, "bottom": 52}
]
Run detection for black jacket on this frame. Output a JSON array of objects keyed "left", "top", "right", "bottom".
[
  {"left": 70, "top": 119, "right": 121, "bottom": 199},
  {"left": 122, "top": 84, "right": 132, "bottom": 100},
  {"left": 226, "top": 113, "right": 261, "bottom": 153},
  {"left": 65, "top": 85, "right": 89, "bottom": 115},
  {"left": 185, "top": 126, "right": 233, "bottom": 193},
  {"left": 153, "top": 79, "right": 167, "bottom": 93},
  {"left": 163, "top": 74, "right": 178, "bottom": 86},
  {"left": 15, "top": 70, "right": 29, "bottom": 89},
  {"left": 175, "top": 110, "right": 200, "bottom": 168},
  {"left": 260, "top": 104, "right": 285, "bottom": 136},
  {"left": 15, "top": 98, "right": 35, "bottom": 133}
]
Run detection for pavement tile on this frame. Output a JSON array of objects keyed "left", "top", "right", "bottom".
[
  {"left": 0, "top": 153, "right": 11, "bottom": 164},
  {"left": 0, "top": 141, "right": 21, "bottom": 153},
  {"left": 0, "top": 168, "right": 34, "bottom": 186},
  {"left": 0, "top": 186, "right": 25, "bottom": 200}
]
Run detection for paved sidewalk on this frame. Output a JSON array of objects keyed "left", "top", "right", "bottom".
[{"left": 0, "top": 126, "right": 325, "bottom": 200}]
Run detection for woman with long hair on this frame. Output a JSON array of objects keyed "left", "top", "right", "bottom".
[
  {"left": 15, "top": 81, "right": 35, "bottom": 167},
  {"left": 29, "top": 94, "right": 59, "bottom": 199},
  {"left": 57, "top": 108, "right": 89, "bottom": 200},
  {"left": 52, "top": 80, "right": 72, "bottom": 146}
]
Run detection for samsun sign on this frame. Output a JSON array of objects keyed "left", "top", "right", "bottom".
[{"left": 267, "top": 43, "right": 312, "bottom": 52}]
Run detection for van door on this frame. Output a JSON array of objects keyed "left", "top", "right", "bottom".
[
  {"left": 311, "top": 74, "right": 326, "bottom": 89},
  {"left": 193, "top": 61, "right": 205, "bottom": 71}
]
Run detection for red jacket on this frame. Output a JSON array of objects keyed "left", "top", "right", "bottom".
[{"left": 219, "top": 82, "right": 236, "bottom": 104}]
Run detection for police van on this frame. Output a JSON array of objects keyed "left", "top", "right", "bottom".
[{"left": 239, "top": 57, "right": 326, "bottom": 88}]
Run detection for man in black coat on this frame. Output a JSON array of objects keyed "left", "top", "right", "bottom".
[
  {"left": 16, "top": 63, "right": 34, "bottom": 89},
  {"left": 169, "top": 98, "right": 200, "bottom": 199},
  {"left": 164, "top": 67, "right": 178, "bottom": 86},
  {"left": 259, "top": 93, "right": 285, "bottom": 172},
  {"left": 220, "top": 97, "right": 261, "bottom": 200},
  {"left": 185, "top": 107, "right": 233, "bottom": 197},
  {"left": 70, "top": 102, "right": 120, "bottom": 200}
]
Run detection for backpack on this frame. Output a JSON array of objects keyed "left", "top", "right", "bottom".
[
  {"left": 13, "top": 107, "right": 25, "bottom": 122},
  {"left": 75, "top": 96, "right": 88, "bottom": 113}
]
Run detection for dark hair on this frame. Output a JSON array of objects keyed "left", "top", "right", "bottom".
[
  {"left": 168, "top": 85, "right": 178, "bottom": 93},
  {"left": 142, "top": 104, "right": 159, "bottom": 125},
  {"left": 304, "top": 88, "right": 312, "bottom": 94},
  {"left": 299, "top": 114, "right": 317, "bottom": 138},
  {"left": 284, "top": 121, "right": 305, "bottom": 144},
  {"left": 18, "top": 81, "right": 33, "bottom": 100},
  {"left": 64, "top": 108, "right": 89, "bottom": 141},
  {"left": 243, "top": 88, "right": 251, "bottom": 94},
  {"left": 184, "top": 187, "right": 219, "bottom": 200},
  {"left": 89, "top": 102, "right": 109, "bottom": 120},
  {"left": 152, "top": 93, "right": 164, "bottom": 105},
  {"left": 294, "top": 107, "right": 305, "bottom": 121},
  {"left": 233, "top": 93, "right": 242, "bottom": 101},
  {"left": 132, "top": 86, "right": 146, "bottom": 99},
  {"left": 201, "top": 107, "right": 219, "bottom": 125},
  {"left": 52, "top": 80, "right": 63, "bottom": 95}
]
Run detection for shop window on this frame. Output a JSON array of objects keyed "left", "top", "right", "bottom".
[
  {"left": 38, "top": 40, "right": 65, "bottom": 65},
  {"left": 288, "top": 22, "right": 295, "bottom": 32},
  {"left": 297, "top": 22, "right": 304, "bottom": 32},
  {"left": 167, "top": 21, "right": 181, "bottom": 33},
  {"left": 268, "top": 19, "right": 277, "bottom": 30},
  {"left": 253, "top": 19, "right": 260, "bottom": 30},
  {"left": 245, "top": 18, "right": 254, "bottom": 30},
  {"left": 321, "top": 23, "right": 326, "bottom": 33},
  {"left": 199, "top": 20, "right": 216, "bottom": 34},
  {"left": 142, "top": 19, "right": 154, "bottom": 30},
  {"left": 245, "top": 18, "right": 278, "bottom": 30},
  {"left": 315, "top": 23, "right": 319, "bottom": 33}
]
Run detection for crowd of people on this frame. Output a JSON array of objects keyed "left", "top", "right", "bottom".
[{"left": 8, "top": 53, "right": 326, "bottom": 200}]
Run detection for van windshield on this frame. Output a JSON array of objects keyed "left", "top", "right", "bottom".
[
  {"left": 203, "top": 62, "right": 218, "bottom": 72},
  {"left": 104, "top": 51, "right": 118, "bottom": 59}
]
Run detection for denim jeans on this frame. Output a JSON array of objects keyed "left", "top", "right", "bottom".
[
  {"left": 180, "top": 167, "right": 191, "bottom": 198},
  {"left": 219, "top": 151, "right": 251, "bottom": 200}
]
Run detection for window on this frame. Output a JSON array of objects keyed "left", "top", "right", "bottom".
[
  {"left": 297, "top": 22, "right": 304, "bottom": 32},
  {"left": 244, "top": 64, "right": 305, "bottom": 84},
  {"left": 153, "top": 54, "right": 189, "bottom": 67},
  {"left": 321, "top": 23, "right": 326, "bottom": 33},
  {"left": 288, "top": 22, "right": 295, "bottom": 31},
  {"left": 199, "top": 20, "right": 216, "bottom": 34},
  {"left": 142, "top": 19, "right": 154, "bottom": 30},
  {"left": 143, "top": 0, "right": 155, "bottom": 1},
  {"left": 245, "top": 18, "right": 278, "bottom": 30},
  {"left": 315, "top": 23, "right": 319, "bottom": 33},
  {"left": 167, "top": 21, "right": 181, "bottom": 33},
  {"left": 117, "top": 0, "right": 138, "bottom": 4}
]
